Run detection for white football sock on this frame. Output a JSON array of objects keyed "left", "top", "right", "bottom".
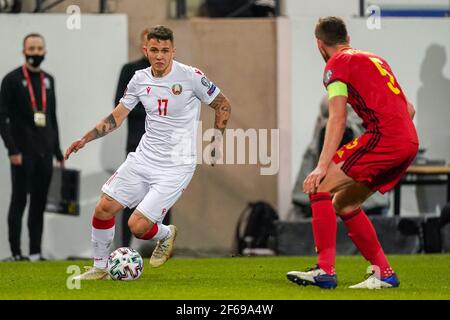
[
  {"left": 92, "top": 226, "right": 115, "bottom": 269},
  {"left": 153, "top": 223, "right": 171, "bottom": 241}
]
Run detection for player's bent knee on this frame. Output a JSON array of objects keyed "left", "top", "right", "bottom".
[
  {"left": 94, "top": 200, "right": 116, "bottom": 220},
  {"left": 128, "top": 218, "right": 147, "bottom": 238},
  {"left": 317, "top": 162, "right": 354, "bottom": 194},
  {"left": 332, "top": 199, "right": 344, "bottom": 215},
  {"left": 335, "top": 205, "right": 361, "bottom": 216},
  {"left": 333, "top": 200, "right": 361, "bottom": 215},
  {"left": 333, "top": 184, "right": 373, "bottom": 215},
  {"left": 316, "top": 184, "right": 333, "bottom": 193},
  {"left": 128, "top": 223, "right": 143, "bottom": 238}
]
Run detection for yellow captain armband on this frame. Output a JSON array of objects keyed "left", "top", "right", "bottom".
[{"left": 327, "top": 81, "right": 348, "bottom": 99}]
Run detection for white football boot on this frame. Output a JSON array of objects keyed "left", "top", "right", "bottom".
[
  {"left": 287, "top": 265, "right": 337, "bottom": 289},
  {"left": 349, "top": 271, "right": 400, "bottom": 289},
  {"left": 73, "top": 266, "right": 109, "bottom": 280},
  {"left": 149, "top": 225, "right": 177, "bottom": 268}
]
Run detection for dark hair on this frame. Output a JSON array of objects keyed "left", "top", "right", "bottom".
[
  {"left": 315, "top": 17, "right": 348, "bottom": 46},
  {"left": 23, "top": 33, "right": 45, "bottom": 48},
  {"left": 147, "top": 25, "right": 174, "bottom": 43}
]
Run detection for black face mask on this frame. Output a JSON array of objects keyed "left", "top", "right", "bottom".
[{"left": 26, "top": 54, "right": 45, "bottom": 68}]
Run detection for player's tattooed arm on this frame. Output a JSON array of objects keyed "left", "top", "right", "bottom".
[
  {"left": 208, "top": 92, "right": 231, "bottom": 166},
  {"left": 83, "top": 114, "right": 118, "bottom": 142},
  {"left": 64, "top": 103, "right": 130, "bottom": 160},
  {"left": 209, "top": 92, "right": 231, "bottom": 134},
  {"left": 85, "top": 103, "right": 129, "bottom": 142}
]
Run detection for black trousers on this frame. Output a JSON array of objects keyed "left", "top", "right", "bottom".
[{"left": 8, "top": 153, "right": 53, "bottom": 256}]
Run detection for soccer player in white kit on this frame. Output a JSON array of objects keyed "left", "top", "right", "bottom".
[{"left": 65, "top": 26, "right": 231, "bottom": 280}]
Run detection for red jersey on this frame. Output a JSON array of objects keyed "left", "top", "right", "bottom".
[{"left": 323, "top": 48, "right": 418, "bottom": 144}]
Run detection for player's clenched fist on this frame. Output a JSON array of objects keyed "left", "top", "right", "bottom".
[{"left": 65, "top": 138, "right": 87, "bottom": 160}]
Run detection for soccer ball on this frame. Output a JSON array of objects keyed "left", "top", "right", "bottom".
[{"left": 107, "top": 247, "right": 143, "bottom": 281}]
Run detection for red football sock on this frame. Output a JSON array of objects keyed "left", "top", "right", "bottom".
[
  {"left": 92, "top": 216, "right": 115, "bottom": 229},
  {"left": 140, "top": 223, "right": 159, "bottom": 240},
  {"left": 309, "top": 192, "right": 337, "bottom": 275},
  {"left": 340, "top": 208, "right": 393, "bottom": 278}
]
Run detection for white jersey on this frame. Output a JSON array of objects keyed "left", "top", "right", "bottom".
[{"left": 120, "top": 60, "right": 220, "bottom": 172}]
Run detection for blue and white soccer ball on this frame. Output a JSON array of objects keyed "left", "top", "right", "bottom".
[{"left": 107, "top": 247, "right": 143, "bottom": 281}]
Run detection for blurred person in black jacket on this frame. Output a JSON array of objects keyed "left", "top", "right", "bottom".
[
  {"left": 114, "top": 28, "right": 170, "bottom": 247},
  {"left": 0, "top": 33, "right": 64, "bottom": 261},
  {"left": 204, "top": 0, "right": 275, "bottom": 17}
]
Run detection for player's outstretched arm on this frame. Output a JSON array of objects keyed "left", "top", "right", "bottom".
[{"left": 64, "top": 103, "right": 130, "bottom": 160}]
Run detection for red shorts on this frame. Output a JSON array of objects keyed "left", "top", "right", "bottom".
[{"left": 332, "top": 133, "right": 419, "bottom": 193}]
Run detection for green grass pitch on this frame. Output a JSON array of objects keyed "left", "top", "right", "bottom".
[{"left": 0, "top": 254, "right": 449, "bottom": 300}]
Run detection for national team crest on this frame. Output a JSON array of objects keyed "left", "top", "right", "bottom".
[
  {"left": 324, "top": 69, "right": 333, "bottom": 84},
  {"left": 201, "top": 76, "right": 210, "bottom": 88},
  {"left": 172, "top": 83, "right": 183, "bottom": 95}
]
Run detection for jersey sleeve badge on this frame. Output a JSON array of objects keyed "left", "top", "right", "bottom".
[{"left": 324, "top": 69, "right": 333, "bottom": 85}]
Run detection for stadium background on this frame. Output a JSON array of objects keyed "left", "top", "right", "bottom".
[{"left": 0, "top": 0, "right": 449, "bottom": 260}]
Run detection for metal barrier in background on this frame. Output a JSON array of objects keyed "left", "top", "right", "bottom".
[
  {"left": 5, "top": 0, "right": 281, "bottom": 17},
  {"left": 360, "top": 0, "right": 450, "bottom": 17},
  {"left": 171, "top": 0, "right": 281, "bottom": 19},
  {"left": 33, "top": 0, "right": 108, "bottom": 13}
]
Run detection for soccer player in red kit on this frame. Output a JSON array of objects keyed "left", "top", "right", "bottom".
[{"left": 287, "top": 17, "right": 418, "bottom": 289}]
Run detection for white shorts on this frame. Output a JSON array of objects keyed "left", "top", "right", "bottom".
[{"left": 101, "top": 153, "right": 194, "bottom": 223}]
